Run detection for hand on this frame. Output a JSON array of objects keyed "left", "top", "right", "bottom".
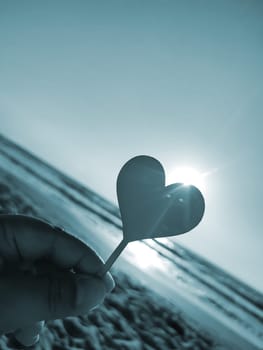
[{"left": 0, "top": 214, "right": 115, "bottom": 347}]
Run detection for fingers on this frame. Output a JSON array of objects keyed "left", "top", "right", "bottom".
[
  {"left": 13, "top": 321, "right": 45, "bottom": 347},
  {"left": 0, "top": 215, "right": 55, "bottom": 263},
  {"left": 0, "top": 268, "right": 113, "bottom": 333},
  {"left": 0, "top": 214, "right": 106, "bottom": 273},
  {"left": 0, "top": 214, "right": 115, "bottom": 334}
]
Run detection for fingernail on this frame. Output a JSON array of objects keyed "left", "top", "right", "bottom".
[
  {"left": 104, "top": 272, "right": 115, "bottom": 293},
  {"left": 75, "top": 274, "right": 115, "bottom": 307}
]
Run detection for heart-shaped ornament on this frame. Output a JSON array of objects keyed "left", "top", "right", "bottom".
[
  {"left": 99, "top": 155, "right": 205, "bottom": 276},
  {"left": 117, "top": 155, "right": 205, "bottom": 242}
]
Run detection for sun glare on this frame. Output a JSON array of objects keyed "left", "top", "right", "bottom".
[
  {"left": 126, "top": 241, "right": 165, "bottom": 270},
  {"left": 166, "top": 166, "right": 206, "bottom": 191}
]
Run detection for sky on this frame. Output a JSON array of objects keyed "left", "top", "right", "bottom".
[{"left": 0, "top": 0, "right": 263, "bottom": 292}]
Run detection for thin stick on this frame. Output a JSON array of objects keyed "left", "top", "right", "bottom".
[{"left": 98, "top": 239, "right": 128, "bottom": 276}]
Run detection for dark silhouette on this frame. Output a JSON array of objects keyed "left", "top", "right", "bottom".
[
  {"left": 0, "top": 215, "right": 115, "bottom": 346},
  {"left": 0, "top": 155, "right": 204, "bottom": 347},
  {"left": 100, "top": 155, "right": 205, "bottom": 275}
]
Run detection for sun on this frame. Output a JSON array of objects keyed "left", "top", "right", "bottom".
[{"left": 166, "top": 166, "right": 206, "bottom": 191}]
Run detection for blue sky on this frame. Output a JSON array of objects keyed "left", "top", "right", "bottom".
[{"left": 0, "top": 0, "right": 262, "bottom": 292}]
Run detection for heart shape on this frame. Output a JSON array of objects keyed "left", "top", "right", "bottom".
[{"left": 117, "top": 155, "right": 205, "bottom": 242}]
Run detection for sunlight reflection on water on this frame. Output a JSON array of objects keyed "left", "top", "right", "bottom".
[{"left": 125, "top": 240, "right": 168, "bottom": 271}]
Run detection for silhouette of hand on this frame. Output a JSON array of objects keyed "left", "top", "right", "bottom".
[{"left": 0, "top": 215, "right": 115, "bottom": 347}]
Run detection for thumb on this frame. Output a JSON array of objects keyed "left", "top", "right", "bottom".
[{"left": 0, "top": 269, "right": 114, "bottom": 333}]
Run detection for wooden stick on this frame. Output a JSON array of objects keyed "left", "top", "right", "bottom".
[{"left": 98, "top": 239, "right": 128, "bottom": 276}]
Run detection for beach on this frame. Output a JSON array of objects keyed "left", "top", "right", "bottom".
[{"left": 0, "top": 135, "right": 262, "bottom": 350}]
